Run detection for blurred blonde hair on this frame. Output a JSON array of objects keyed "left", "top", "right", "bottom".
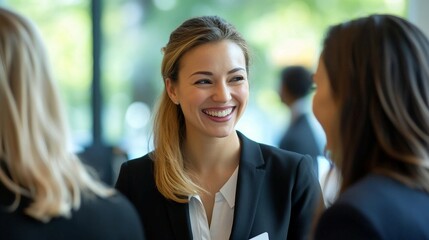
[{"left": 0, "top": 7, "right": 113, "bottom": 222}]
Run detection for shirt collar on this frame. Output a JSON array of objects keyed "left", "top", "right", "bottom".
[
  {"left": 188, "top": 166, "right": 239, "bottom": 209},
  {"left": 219, "top": 166, "right": 239, "bottom": 208},
  {"left": 290, "top": 95, "right": 312, "bottom": 121}
]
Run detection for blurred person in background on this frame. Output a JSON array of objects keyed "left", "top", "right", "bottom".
[
  {"left": 116, "top": 15, "right": 321, "bottom": 239},
  {"left": 0, "top": 7, "right": 144, "bottom": 240},
  {"left": 278, "top": 65, "right": 326, "bottom": 178},
  {"left": 313, "top": 14, "right": 429, "bottom": 239}
]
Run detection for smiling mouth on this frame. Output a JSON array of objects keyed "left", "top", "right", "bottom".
[{"left": 203, "top": 107, "right": 234, "bottom": 117}]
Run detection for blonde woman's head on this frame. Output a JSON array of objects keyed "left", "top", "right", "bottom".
[{"left": 0, "top": 7, "right": 113, "bottom": 222}]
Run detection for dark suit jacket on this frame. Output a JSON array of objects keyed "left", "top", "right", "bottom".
[
  {"left": 315, "top": 174, "right": 429, "bottom": 240},
  {"left": 279, "top": 114, "right": 322, "bottom": 177},
  {"left": 116, "top": 131, "right": 321, "bottom": 239},
  {"left": 0, "top": 181, "right": 145, "bottom": 240}
]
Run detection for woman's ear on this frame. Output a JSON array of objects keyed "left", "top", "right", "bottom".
[{"left": 165, "top": 78, "right": 179, "bottom": 105}]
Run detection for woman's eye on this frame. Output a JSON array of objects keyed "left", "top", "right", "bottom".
[
  {"left": 194, "top": 79, "right": 211, "bottom": 85},
  {"left": 230, "top": 76, "right": 245, "bottom": 82}
]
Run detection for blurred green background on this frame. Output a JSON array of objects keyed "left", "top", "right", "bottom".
[{"left": 2, "top": 0, "right": 407, "bottom": 160}]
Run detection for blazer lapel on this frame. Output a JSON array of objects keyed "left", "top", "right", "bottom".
[
  {"left": 230, "top": 131, "right": 266, "bottom": 239},
  {"left": 165, "top": 200, "right": 193, "bottom": 239}
]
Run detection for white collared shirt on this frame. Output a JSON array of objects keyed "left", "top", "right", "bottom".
[{"left": 189, "top": 167, "right": 238, "bottom": 240}]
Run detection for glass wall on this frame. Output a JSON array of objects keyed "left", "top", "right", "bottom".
[
  {"left": 101, "top": 0, "right": 407, "bottom": 159},
  {"left": 3, "top": 0, "right": 407, "bottom": 160}
]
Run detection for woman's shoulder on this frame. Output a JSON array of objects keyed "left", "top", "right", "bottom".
[
  {"left": 238, "top": 131, "right": 314, "bottom": 176},
  {"left": 238, "top": 130, "right": 307, "bottom": 162},
  {"left": 115, "top": 152, "right": 156, "bottom": 194},
  {"left": 318, "top": 174, "right": 429, "bottom": 239},
  {"left": 86, "top": 192, "right": 141, "bottom": 219},
  {"left": 316, "top": 176, "right": 388, "bottom": 239},
  {"left": 259, "top": 142, "right": 306, "bottom": 160},
  {"left": 256, "top": 140, "right": 313, "bottom": 170},
  {"left": 124, "top": 152, "right": 154, "bottom": 167},
  {"left": 339, "top": 174, "right": 416, "bottom": 203},
  {"left": 338, "top": 174, "right": 429, "bottom": 211},
  {"left": 74, "top": 193, "right": 145, "bottom": 238},
  {"left": 0, "top": 193, "right": 144, "bottom": 240},
  {"left": 119, "top": 152, "right": 154, "bottom": 176}
]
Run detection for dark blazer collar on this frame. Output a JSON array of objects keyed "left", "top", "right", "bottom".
[
  {"left": 165, "top": 131, "right": 266, "bottom": 239},
  {"left": 230, "top": 131, "right": 267, "bottom": 239}
]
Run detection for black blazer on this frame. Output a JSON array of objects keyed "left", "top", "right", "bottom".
[
  {"left": 279, "top": 114, "right": 323, "bottom": 177},
  {"left": 315, "top": 174, "right": 429, "bottom": 240},
  {"left": 116, "top": 131, "right": 322, "bottom": 239},
  {"left": 0, "top": 184, "right": 145, "bottom": 240}
]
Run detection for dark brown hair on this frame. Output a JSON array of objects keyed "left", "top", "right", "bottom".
[{"left": 322, "top": 14, "right": 429, "bottom": 193}]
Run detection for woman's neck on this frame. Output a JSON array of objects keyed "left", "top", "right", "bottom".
[{"left": 183, "top": 131, "right": 240, "bottom": 174}]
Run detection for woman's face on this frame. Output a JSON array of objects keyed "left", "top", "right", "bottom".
[
  {"left": 166, "top": 40, "right": 249, "bottom": 139},
  {"left": 313, "top": 57, "right": 337, "bottom": 150}
]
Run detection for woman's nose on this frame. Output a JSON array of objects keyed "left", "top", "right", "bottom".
[{"left": 212, "top": 83, "right": 232, "bottom": 102}]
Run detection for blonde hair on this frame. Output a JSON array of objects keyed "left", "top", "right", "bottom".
[
  {"left": 0, "top": 7, "right": 113, "bottom": 222},
  {"left": 153, "top": 16, "right": 250, "bottom": 202}
]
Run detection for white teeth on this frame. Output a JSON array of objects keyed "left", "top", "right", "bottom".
[{"left": 204, "top": 108, "right": 233, "bottom": 117}]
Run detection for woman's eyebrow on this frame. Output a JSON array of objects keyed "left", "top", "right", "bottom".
[
  {"left": 228, "top": 67, "right": 246, "bottom": 74},
  {"left": 189, "top": 71, "right": 213, "bottom": 77},
  {"left": 189, "top": 67, "right": 245, "bottom": 77}
]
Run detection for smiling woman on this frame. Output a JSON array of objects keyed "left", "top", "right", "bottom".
[
  {"left": 115, "top": 15, "right": 322, "bottom": 240},
  {"left": 166, "top": 40, "right": 249, "bottom": 138}
]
